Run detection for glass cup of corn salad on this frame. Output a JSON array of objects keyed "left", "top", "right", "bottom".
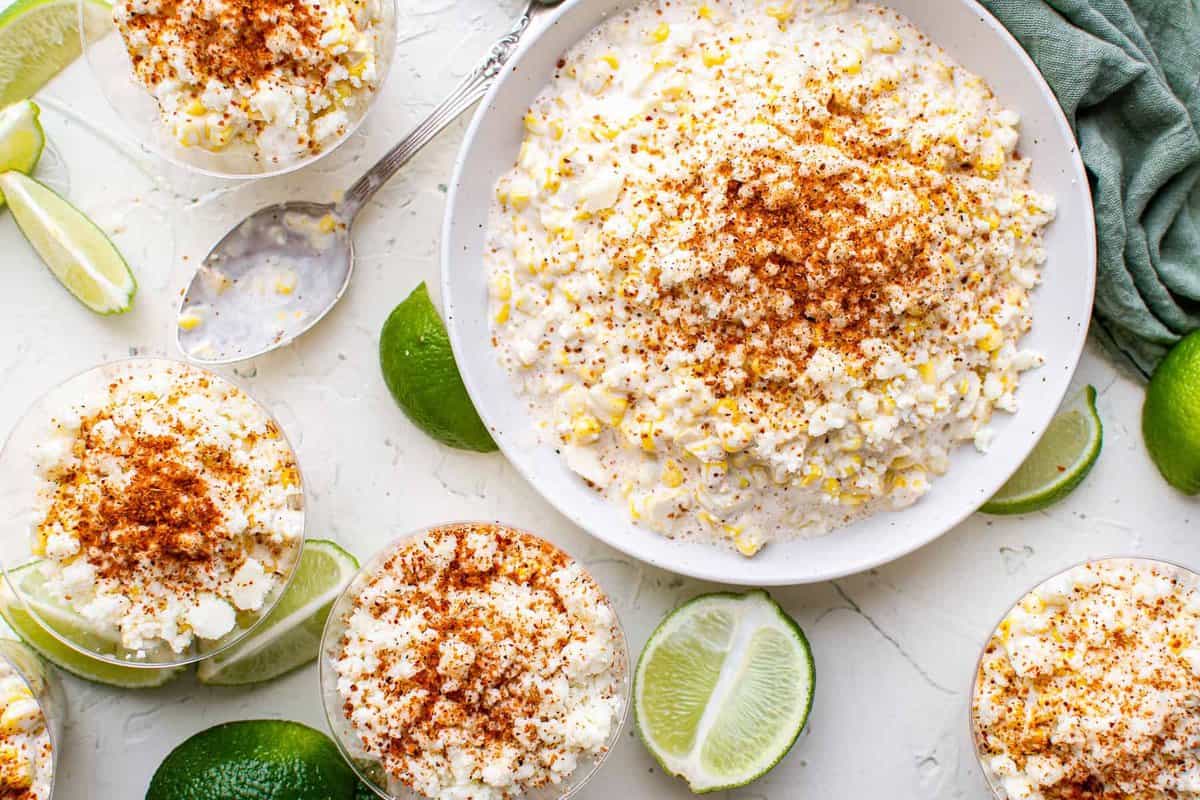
[
  {"left": 0, "top": 358, "right": 307, "bottom": 668},
  {"left": 0, "top": 639, "right": 63, "bottom": 800},
  {"left": 78, "top": 0, "right": 397, "bottom": 177},
  {"left": 319, "top": 522, "right": 631, "bottom": 800},
  {"left": 971, "top": 557, "right": 1200, "bottom": 800}
]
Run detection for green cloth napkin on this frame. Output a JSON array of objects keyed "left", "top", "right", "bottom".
[{"left": 979, "top": 0, "right": 1200, "bottom": 378}]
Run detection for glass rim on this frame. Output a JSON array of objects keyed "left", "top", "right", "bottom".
[
  {"left": 77, "top": 0, "right": 399, "bottom": 180},
  {"left": 318, "top": 521, "right": 633, "bottom": 800},
  {"left": 0, "top": 356, "right": 309, "bottom": 669},
  {"left": 967, "top": 554, "right": 1200, "bottom": 799},
  {"left": 0, "top": 639, "right": 62, "bottom": 800}
]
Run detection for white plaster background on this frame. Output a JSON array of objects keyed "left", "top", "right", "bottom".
[{"left": 0, "top": 1, "right": 1197, "bottom": 797}]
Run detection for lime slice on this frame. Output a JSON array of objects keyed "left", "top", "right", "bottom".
[
  {"left": 634, "top": 590, "right": 815, "bottom": 792},
  {"left": 379, "top": 282, "right": 497, "bottom": 452},
  {"left": 196, "top": 540, "right": 358, "bottom": 686},
  {"left": 981, "top": 385, "right": 1102, "bottom": 514},
  {"left": 0, "top": 563, "right": 184, "bottom": 687},
  {"left": 0, "top": 99, "right": 44, "bottom": 207},
  {"left": 147, "top": 720, "right": 365, "bottom": 800},
  {"left": 0, "top": 171, "right": 136, "bottom": 314},
  {"left": 1144, "top": 331, "right": 1200, "bottom": 493},
  {"left": 0, "top": 0, "right": 113, "bottom": 107}
]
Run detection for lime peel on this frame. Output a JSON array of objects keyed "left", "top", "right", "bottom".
[
  {"left": 981, "top": 385, "right": 1102, "bottom": 515},
  {"left": 0, "top": 0, "right": 113, "bottom": 107},
  {"left": 379, "top": 282, "right": 497, "bottom": 453},
  {"left": 1, "top": 563, "right": 185, "bottom": 688},
  {"left": 0, "top": 170, "right": 136, "bottom": 314},
  {"left": 196, "top": 540, "right": 358, "bottom": 686},
  {"left": 634, "top": 590, "right": 815, "bottom": 793},
  {"left": 1143, "top": 331, "right": 1200, "bottom": 494}
]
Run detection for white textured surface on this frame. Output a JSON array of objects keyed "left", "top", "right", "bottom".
[{"left": 0, "top": 1, "right": 1196, "bottom": 797}]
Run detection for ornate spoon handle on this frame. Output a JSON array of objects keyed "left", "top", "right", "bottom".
[{"left": 339, "top": 1, "right": 541, "bottom": 217}]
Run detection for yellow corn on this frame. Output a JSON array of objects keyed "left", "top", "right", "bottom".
[
  {"left": 823, "top": 478, "right": 841, "bottom": 496},
  {"left": 494, "top": 303, "right": 511, "bottom": 325},
  {"left": 177, "top": 309, "right": 204, "bottom": 331},
  {"left": 977, "top": 324, "right": 1004, "bottom": 353},
  {"left": 186, "top": 99, "right": 206, "bottom": 116},
  {"left": 917, "top": 362, "right": 936, "bottom": 384},
  {"left": 698, "top": 4, "right": 713, "bottom": 18},
  {"left": 702, "top": 48, "right": 728, "bottom": 67},
  {"left": 735, "top": 536, "right": 762, "bottom": 557},
  {"left": 875, "top": 30, "right": 902, "bottom": 54},
  {"left": 508, "top": 192, "right": 530, "bottom": 211},
  {"left": 601, "top": 53, "right": 620, "bottom": 70},
  {"left": 662, "top": 459, "right": 684, "bottom": 488},
  {"left": 317, "top": 214, "right": 338, "bottom": 233},
  {"left": 273, "top": 271, "right": 297, "bottom": 295},
  {"left": 549, "top": 120, "right": 564, "bottom": 140},
  {"left": 801, "top": 463, "right": 824, "bottom": 487},
  {"left": 765, "top": 3, "right": 794, "bottom": 23},
  {"left": 649, "top": 22, "right": 670, "bottom": 43},
  {"left": 492, "top": 273, "right": 512, "bottom": 302},
  {"left": 572, "top": 413, "right": 602, "bottom": 444}
]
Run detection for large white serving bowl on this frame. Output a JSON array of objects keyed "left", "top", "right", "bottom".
[{"left": 442, "top": 0, "right": 1096, "bottom": 586}]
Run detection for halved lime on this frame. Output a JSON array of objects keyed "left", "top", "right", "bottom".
[
  {"left": 981, "top": 385, "right": 1102, "bottom": 514},
  {"left": 634, "top": 590, "right": 815, "bottom": 793},
  {"left": 197, "top": 540, "right": 358, "bottom": 686},
  {"left": 0, "top": 170, "right": 136, "bottom": 314},
  {"left": 1144, "top": 331, "right": 1200, "bottom": 493},
  {"left": 0, "top": 0, "right": 113, "bottom": 107},
  {"left": 0, "top": 99, "right": 44, "bottom": 207},
  {"left": 146, "top": 720, "right": 364, "bottom": 800},
  {"left": 0, "top": 563, "right": 184, "bottom": 687},
  {"left": 380, "top": 282, "right": 497, "bottom": 452}
]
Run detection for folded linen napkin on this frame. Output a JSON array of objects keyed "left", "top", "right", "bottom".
[{"left": 979, "top": 0, "right": 1200, "bottom": 378}]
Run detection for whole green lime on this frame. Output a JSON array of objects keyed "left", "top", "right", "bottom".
[
  {"left": 1143, "top": 330, "right": 1200, "bottom": 493},
  {"left": 145, "top": 720, "right": 363, "bottom": 800},
  {"left": 379, "top": 282, "right": 496, "bottom": 453}
]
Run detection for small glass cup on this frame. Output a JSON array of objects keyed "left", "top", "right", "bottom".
[
  {"left": 0, "top": 638, "right": 65, "bottom": 800},
  {"left": 78, "top": 0, "right": 398, "bottom": 179},
  {"left": 319, "top": 522, "right": 632, "bottom": 800},
  {"left": 969, "top": 556, "right": 1200, "bottom": 798},
  {"left": 0, "top": 358, "right": 306, "bottom": 668}
]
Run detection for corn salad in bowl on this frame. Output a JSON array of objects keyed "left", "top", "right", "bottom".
[
  {"left": 484, "top": 0, "right": 1055, "bottom": 557},
  {"left": 83, "top": 0, "right": 395, "bottom": 176}
]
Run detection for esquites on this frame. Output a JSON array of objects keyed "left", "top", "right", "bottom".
[
  {"left": 27, "top": 360, "right": 303, "bottom": 656},
  {"left": 0, "top": 658, "right": 52, "bottom": 800},
  {"left": 112, "top": 0, "right": 384, "bottom": 161},
  {"left": 485, "top": 0, "right": 1055, "bottom": 555},
  {"left": 332, "top": 524, "right": 626, "bottom": 800},
  {"left": 973, "top": 559, "right": 1200, "bottom": 800}
]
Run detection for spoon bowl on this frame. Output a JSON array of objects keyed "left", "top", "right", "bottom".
[
  {"left": 177, "top": 203, "right": 352, "bottom": 364},
  {"left": 177, "top": 0, "right": 561, "bottom": 364}
]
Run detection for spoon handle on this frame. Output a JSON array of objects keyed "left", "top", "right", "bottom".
[{"left": 339, "top": 1, "right": 542, "bottom": 217}]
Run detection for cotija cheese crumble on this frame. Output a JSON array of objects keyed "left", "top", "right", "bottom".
[
  {"left": 485, "top": 0, "right": 1055, "bottom": 556},
  {"left": 333, "top": 523, "right": 626, "bottom": 800},
  {"left": 0, "top": 658, "right": 52, "bottom": 800},
  {"left": 973, "top": 559, "right": 1200, "bottom": 800},
  {"left": 27, "top": 360, "right": 303, "bottom": 656},
  {"left": 113, "top": 0, "right": 384, "bottom": 162}
]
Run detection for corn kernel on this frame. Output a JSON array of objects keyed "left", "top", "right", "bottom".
[
  {"left": 838, "top": 48, "right": 863, "bottom": 74},
  {"left": 492, "top": 272, "right": 512, "bottom": 302},
  {"left": 662, "top": 459, "right": 684, "bottom": 487},
  {"left": 649, "top": 22, "right": 670, "bottom": 43},
  {"left": 698, "top": 4, "right": 713, "bottom": 18},
  {"left": 765, "top": 3, "right": 794, "bottom": 23},
  {"left": 177, "top": 308, "right": 205, "bottom": 331},
  {"left": 186, "top": 99, "right": 206, "bottom": 116},
  {"left": 317, "top": 214, "right": 338, "bottom": 234},
  {"left": 601, "top": 53, "right": 620, "bottom": 70},
  {"left": 977, "top": 324, "right": 1003, "bottom": 353},
  {"left": 735, "top": 536, "right": 762, "bottom": 557},
  {"left": 508, "top": 192, "right": 530, "bottom": 211},
  {"left": 549, "top": 120, "right": 564, "bottom": 140},
  {"left": 917, "top": 362, "right": 936, "bottom": 384},
  {"left": 875, "top": 30, "right": 902, "bottom": 53},
  {"left": 572, "top": 413, "right": 602, "bottom": 444},
  {"left": 494, "top": 302, "right": 511, "bottom": 325},
  {"left": 702, "top": 48, "right": 728, "bottom": 67},
  {"left": 274, "top": 271, "right": 297, "bottom": 295},
  {"left": 823, "top": 478, "right": 841, "bottom": 497},
  {"left": 523, "top": 112, "right": 541, "bottom": 133}
]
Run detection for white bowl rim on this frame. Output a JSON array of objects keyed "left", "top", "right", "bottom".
[{"left": 441, "top": 0, "right": 1097, "bottom": 586}]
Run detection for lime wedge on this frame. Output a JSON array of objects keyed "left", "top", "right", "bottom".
[
  {"left": 0, "top": 0, "right": 113, "bottom": 107},
  {"left": 981, "top": 385, "right": 1102, "bottom": 514},
  {"left": 0, "top": 170, "right": 136, "bottom": 314},
  {"left": 0, "top": 563, "right": 184, "bottom": 687},
  {"left": 634, "top": 590, "right": 815, "bottom": 792},
  {"left": 0, "top": 100, "right": 44, "bottom": 207},
  {"left": 196, "top": 540, "right": 358, "bottom": 686},
  {"left": 1143, "top": 331, "right": 1200, "bottom": 493},
  {"left": 379, "top": 282, "right": 497, "bottom": 452},
  {"left": 147, "top": 721, "right": 364, "bottom": 800}
]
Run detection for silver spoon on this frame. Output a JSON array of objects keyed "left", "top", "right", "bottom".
[{"left": 177, "top": 0, "right": 562, "bottom": 364}]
